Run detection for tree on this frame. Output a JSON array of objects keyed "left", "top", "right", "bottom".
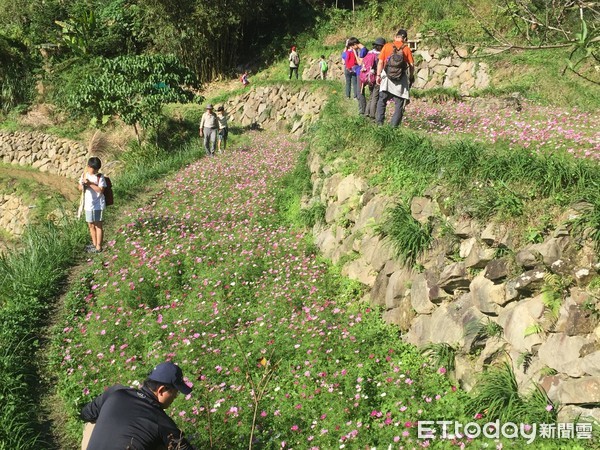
[
  {"left": 468, "top": 0, "right": 599, "bottom": 84},
  {"left": 67, "top": 54, "right": 198, "bottom": 142}
]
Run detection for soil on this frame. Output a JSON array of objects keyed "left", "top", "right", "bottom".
[{"left": 1, "top": 167, "right": 80, "bottom": 202}]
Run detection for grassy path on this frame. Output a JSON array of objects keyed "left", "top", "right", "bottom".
[{"left": 50, "top": 132, "right": 464, "bottom": 449}]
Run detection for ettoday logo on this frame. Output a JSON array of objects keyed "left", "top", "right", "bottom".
[{"left": 417, "top": 420, "right": 593, "bottom": 443}]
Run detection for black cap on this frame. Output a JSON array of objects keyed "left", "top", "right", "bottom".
[
  {"left": 148, "top": 362, "right": 192, "bottom": 395},
  {"left": 396, "top": 29, "right": 408, "bottom": 39},
  {"left": 373, "top": 37, "right": 386, "bottom": 46}
]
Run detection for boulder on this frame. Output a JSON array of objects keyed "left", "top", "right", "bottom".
[
  {"left": 341, "top": 257, "right": 377, "bottom": 286},
  {"left": 410, "top": 197, "right": 439, "bottom": 224},
  {"left": 385, "top": 269, "right": 414, "bottom": 309},
  {"left": 470, "top": 273, "right": 506, "bottom": 314},
  {"left": 465, "top": 240, "right": 496, "bottom": 269},
  {"left": 513, "top": 268, "right": 546, "bottom": 295},
  {"left": 538, "top": 333, "right": 595, "bottom": 377},
  {"left": 438, "top": 262, "right": 470, "bottom": 293},
  {"left": 558, "top": 405, "right": 600, "bottom": 426},
  {"left": 484, "top": 258, "right": 510, "bottom": 282},
  {"left": 382, "top": 297, "right": 416, "bottom": 332},
  {"left": 404, "top": 296, "right": 484, "bottom": 348},
  {"left": 410, "top": 272, "right": 437, "bottom": 314},
  {"left": 337, "top": 174, "right": 367, "bottom": 204},
  {"left": 580, "top": 351, "right": 600, "bottom": 377},
  {"left": 497, "top": 295, "right": 545, "bottom": 352},
  {"left": 354, "top": 195, "right": 393, "bottom": 230},
  {"left": 554, "top": 377, "right": 600, "bottom": 405}
]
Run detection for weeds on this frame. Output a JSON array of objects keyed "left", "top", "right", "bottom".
[
  {"left": 420, "top": 342, "right": 458, "bottom": 372},
  {"left": 379, "top": 202, "right": 433, "bottom": 267}
]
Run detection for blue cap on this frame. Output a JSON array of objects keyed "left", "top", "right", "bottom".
[{"left": 148, "top": 362, "right": 192, "bottom": 395}]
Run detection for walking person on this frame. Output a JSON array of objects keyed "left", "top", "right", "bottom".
[
  {"left": 80, "top": 361, "right": 196, "bottom": 450},
  {"left": 375, "top": 29, "right": 415, "bottom": 127},
  {"left": 199, "top": 104, "right": 218, "bottom": 156},
  {"left": 359, "top": 37, "right": 386, "bottom": 119},
  {"left": 216, "top": 105, "right": 229, "bottom": 153},
  {"left": 318, "top": 55, "right": 328, "bottom": 80},
  {"left": 289, "top": 46, "right": 300, "bottom": 80},
  {"left": 78, "top": 157, "right": 107, "bottom": 254},
  {"left": 343, "top": 37, "right": 367, "bottom": 99}
]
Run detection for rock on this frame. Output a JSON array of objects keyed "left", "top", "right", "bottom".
[
  {"left": 410, "top": 272, "right": 437, "bottom": 314},
  {"left": 558, "top": 405, "right": 600, "bottom": 426},
  {"left": 497, "top": 296, "right": 545, "bottom": 352},
  {"left": 370, "top": 268, "right": 392, "bottom": 307},
  {"left": 337, "top": 174, "right": 367, "bottom": 204},
  {"left": 324, "top": 202, "right": 345, "bottom": 224},
  {"left": 513, "top": 268, "right": 546, "bottom": 295},
  {"left": 438, "top": 262, "right": 470, "bottom": 293},
  {"left": 484, "top": 258, "right": 509, "bottom": 282},
  {"left": 404, "top": 296, "right": 484, "bottom": 348},
  {"left": 554, "top": 377, "right": 600, "bottom": 405},
  {"left": 465, "top": 240, "right": 496, "bottom": 269},
  {"left": 410, "top": 197, "right": 439, "bottom": 223},
  {"left": 341, "top": 257, "right": 376, "bottom": 286},
  {"left": 470, "top": 273, "right": 507, "bottom": 314},
  {"left": 382, "top": 297, "right": 416, "bottom": 332},
  {"left": 459, "top": 237, "right": 476, "bottom": 259},
  {"left": 451, "top": 217, "right": 475, "bottom": 238},
  {"left": 370, "top": 238, "right": 395, "bottom": 272},
  {"left": 354, "top": 195, "right": 393, "bottom": 230},
  {"left": 314, "top": 226, "right": 338, "bottom": 259},
  {"left": 580, "top": 351, "right": 600, "bottom": 377},
  {"left": 538, "top": 334, "right": 595, "bottom": 377},
  {"left": 385, "top": 269, "right": 414, "bottom": 309},
  {"left": 481, "top": 223, "right": 513, "bottom": 248},
  {"left": 563, "top": 305, "right": 599, "bottom": 336}
]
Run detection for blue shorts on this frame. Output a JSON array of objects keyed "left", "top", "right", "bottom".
[
  {"left": 218, "top": 128, "right": 228, "bottom": 141},
  {"left": 85, "top": 210, "right": 103, "bottom": 223}
]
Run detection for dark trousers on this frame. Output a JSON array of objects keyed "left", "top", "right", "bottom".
[
  {"left": 376, "top": 90, "right": 406, "bottom": 127},
  {"left": 289, "top": 67, "right": 299, "bottom": 79},
  {"left": 365, "top": 84, "right": 380, "bottom": 119},
  {"left": 344, "top": 68, "right": 358, "bottom": 98}
]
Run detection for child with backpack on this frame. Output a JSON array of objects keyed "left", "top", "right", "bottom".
[
  {"left": 375, "top": 29, "right": 415, "bottom": 127},
  {"left": 358, "top": 37, "right": 386, "bottom": 118},
  {"left": 319, "top": 55, "right": 328, "bottom": 80},
  {"left": 78, "top": 156, "right": 108, "bottom": 253}
]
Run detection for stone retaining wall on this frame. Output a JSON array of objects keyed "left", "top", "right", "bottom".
[
  {"left": 307, "top": 149, "right": 600, "bottom": 425},
  {"left": 0, "top": 193, "right": 31, "bottom": 236},
  {"left": 223, "top": 85, "right": 327, "bottom": 134},
  {"left": 303, "top": 46, "right": 489, "bottom": 94},
  {"left": 0, "top": 131, "right": 88, "bottom": 180}
]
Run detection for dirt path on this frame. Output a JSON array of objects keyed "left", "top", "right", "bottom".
[{"left": 1, "top": 166, "right": 80, "bottom": 202}]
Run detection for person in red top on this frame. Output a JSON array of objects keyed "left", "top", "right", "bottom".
[
  {"left": 375, "top": 29, "right": 415, "bottom": 127},
  {"left": 342, "top": 37, "right": 361, "bottom": 99}
]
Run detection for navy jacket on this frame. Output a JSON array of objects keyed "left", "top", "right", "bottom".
[{"left": 81, "top": 384, "right": 195, "bottom": 450}]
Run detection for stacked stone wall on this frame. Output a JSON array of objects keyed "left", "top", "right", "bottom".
[
  {"left": 307, "top": 150, "right": 600, "bottom": 425},
  {"left": 0, "top": 131, "right": 88, "bottom": 179}
]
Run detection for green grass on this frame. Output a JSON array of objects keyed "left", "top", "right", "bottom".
[
  {"left": 0, "top": 133, "right": 210, "bottom": 450},
  {"left": 309, "top": 92, "right": 600, "bottom": 254}
]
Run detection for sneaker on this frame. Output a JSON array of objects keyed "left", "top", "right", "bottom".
[{"left": 85, "top": 244, "right": 95, "bottom": 251}]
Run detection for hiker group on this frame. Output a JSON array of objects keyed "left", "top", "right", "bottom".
[{"left": 343, "top": 29, "right": 415, "bottom": 127}]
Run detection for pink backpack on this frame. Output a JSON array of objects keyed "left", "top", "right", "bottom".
[{"left": 359, "top": 51, "right": 379, "bottom": 87}]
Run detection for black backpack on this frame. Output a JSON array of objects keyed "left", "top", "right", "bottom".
[
  {"left": 386, "top": 44, "right": 408, "bottom": 81},
  {"left": 99, "top": 174, "right": 114, "bottom": 206}
]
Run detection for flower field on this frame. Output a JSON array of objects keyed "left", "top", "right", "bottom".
[
  {"left": 53, "top": 132, "right": 471, "bottom": 449},
  {"left": 52, "top": 130, "right": 595, "bottom": 450},
  {"left": 404, "top": 100, "right": 600, "bottom": 160}
]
